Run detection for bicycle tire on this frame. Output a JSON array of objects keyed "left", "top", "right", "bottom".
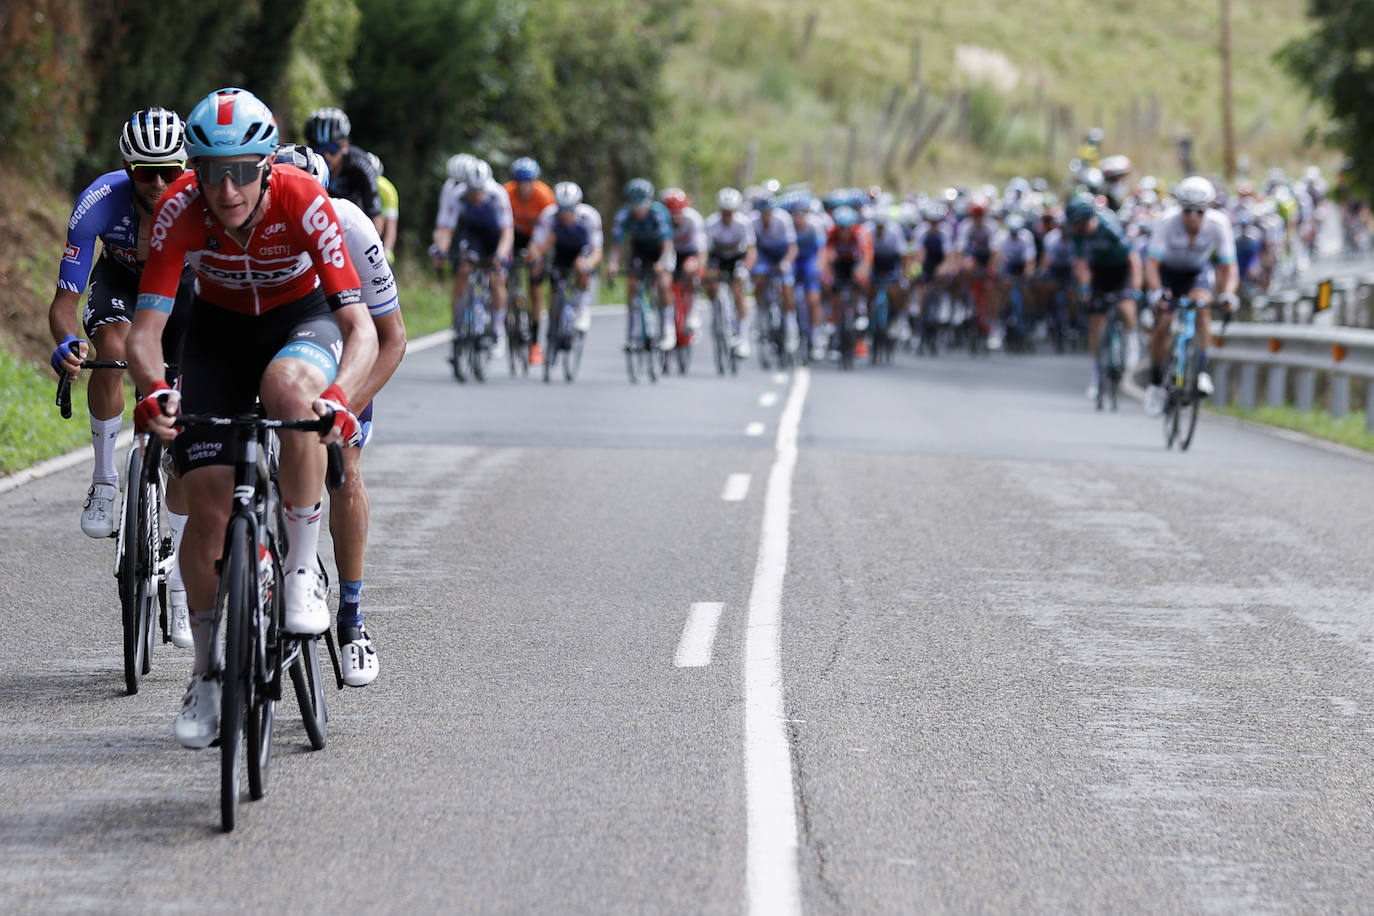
[
  {"left": 289, "top": 636, "right": 328, "bottom": 750},
  {"left": 450, "top": 334, "right": 467, "bottom": 383},
  {"left": 566, "top": 333, "right": 583, "bottom": 382},
  {"left": 120, "top": 445, "right": 144, "bottom": 695},
  {"left": 1163, "top": 386, "right": 1180, "bottom": 449},
  {"left": 220, "top": 516, "right": 253, "bottom": 832},
  {"left": 136, "top": 457, "right": 160, "bottom": 676},
  {"left": 1180, "top": 340, "right": 1202, "bottom": 450},
  {"left": 677, "top": 339, "right": 691, "bottom": 375},
  {"left": 246, "top": 673, "right": 274, "bottom": 801}
]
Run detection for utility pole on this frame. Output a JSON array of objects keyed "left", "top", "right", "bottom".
[{"left": 1220, "top": 0, "right": 1236, "bottom": 180}]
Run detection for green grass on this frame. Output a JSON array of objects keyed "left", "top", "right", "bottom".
[
  {"left": 1213, "top": 404, "right": 1374, "bottom": 453},
  {"left": 0, "top": 348, "right": 97, "bottom": 475},
  {"left": 658, "top": 0, "right": 1329, "bottom": 193}
]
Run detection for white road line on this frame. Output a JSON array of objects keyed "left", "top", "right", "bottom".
[
  {"left": 759, "top": 392, "right": 779, "bottom": 408},
  {"left": 745, "top": 365, "right": 809, "bottom": 916},
  {"left": 772, "top": 372, "right": 788, "bottom": 385},
  {"left": 746, "top": 422, "right": 766, "bottom": 437},
  {"left": 721, "top": 473, "right": 752, "bottom": 502},
  {"left": 674, "top": 602, "right": 725, "bottom": 668}
]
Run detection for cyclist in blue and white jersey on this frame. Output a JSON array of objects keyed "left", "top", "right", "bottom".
[
  {"left": 273, "top": 144, "right": 406, "bottom": 687},
  {"left": 528, "top": 181, "right": 603, "bottom": 335},
  {"left": 784, "top": 193, "right": 828, "bottom": 358},
  {"left": 704, "top": 187, "right": 757, "bottom": 357},
  {"left": 47, "top": 107, "right": 197, "bottom": 646},
  {"left": 433, "top": 157, "right": 514, "bottom": 349},
  {"left": 751, "top": 197, "right": 799, "bottom": 353},
  {"left": 1142, "top": 175, "right": 1238, "bottom": 415},
  {"left": 662, "top": 187, "right": 707, "bottom": 315},
  {"left": 869, "top": 212, "right": 911, "bottom": 335},
  {"left": 607, "top": 178, "right": 675, "bottom": 350}
]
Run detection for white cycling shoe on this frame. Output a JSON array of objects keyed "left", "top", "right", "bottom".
[
  {"left": 168, "top": 588, "right": 193, "bottom": 648},
  {"left": 659, "top": 323, "right": 677, "bottom": 351},
  {"left": 574, "top": 307, "right": 592, "bottom": 334},
  {"left": 1085, "top": 379, "right": 1100, "bottom": 400},
  {"left": 81, "top": 483, "right": 118, "bottom": 538},
  {"left": 283, "top": 567, "right": 330, "bottom": 635},
  {"left": 1144, "top": 384, "right": 1167, "bottom": 416},
  {"left": 339, "top": 625, "right": 380, "bottom": 687},
  {"left": 733, "top": 336, "right": 751, "bottom": 359},
  {"left": 174, "top": 675, "right": 221, "bottom": 749},
  {"left": 1196, "top": 371, "right": 1215, "bottom": 397}
]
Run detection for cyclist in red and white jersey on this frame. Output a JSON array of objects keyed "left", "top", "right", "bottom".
[{"left": 128, "top": 88, "right": 378, "bottom": 748}]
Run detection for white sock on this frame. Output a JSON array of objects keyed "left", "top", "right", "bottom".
[
  {"left": 91, "top": 415, "right": 121, "bottom": 486},
  {"left": 191, "top": 607, "right": 216, "bottom": 674},
  {"left": 283, "top": 501, "right": 323, "bottom": 573},
  {"left": 167, "top": 511, "right": 188, "bottom": 592}
]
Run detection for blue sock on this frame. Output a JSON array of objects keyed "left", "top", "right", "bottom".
[{"left": 338, "top": 579, "right": 363, "bottom": 628}]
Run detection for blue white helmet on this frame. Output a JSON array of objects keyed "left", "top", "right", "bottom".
[
  {"left": 185, "top": 88, "right": 278, "bottom": 158},
  {"left": 511, "top": 157, "right": 540, "bottom": 181},
  {"left": 366, "top": 151, "right": 383, "bottom": 177},
  {"left": 273, "top": 143, "right": 329, "bottom": 188},
  {"left": 303, "top": 107, "right": 351, "bottom": 146}
]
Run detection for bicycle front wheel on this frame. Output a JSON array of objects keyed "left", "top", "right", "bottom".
[
  {"left": 120, "top": 445, "right": 145, "bottom": 695},
  {"left": 220, "top": 517, "right": 253, "bottom": 832},
  {"left": 1180, "top": 340, "right": 1202, "bottom": 450}
]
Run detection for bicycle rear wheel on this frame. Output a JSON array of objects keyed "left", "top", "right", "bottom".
[
  {"left": 220, "top": 517, "right": 253, "bottom": 832},
  {"left": 676, "top": 339, "right": 691, "bottom": 375},
  {"left": 450, "top": 333, "right": 467, "bottom": 383},
  {"left": 1162, "top": 386, "right": 1180, "bottom": 449},
  {"left": 289, "top": 635, "right": 328, "bottom": 750}
]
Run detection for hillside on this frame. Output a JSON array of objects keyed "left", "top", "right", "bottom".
[{"left": 658, "top": 0, "right": 1327, "bottom": 193}]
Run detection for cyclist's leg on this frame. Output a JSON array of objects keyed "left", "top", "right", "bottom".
[{"left": 328, "top": 408, "right": 380, "bottom": 686}]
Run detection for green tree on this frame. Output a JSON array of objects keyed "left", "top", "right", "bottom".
[{"left": 1279, "top": 0, "right": 1374, "bottom": 194}]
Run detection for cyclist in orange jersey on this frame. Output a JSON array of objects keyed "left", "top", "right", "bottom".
[{"left": 505, "top": 157, "right": 556, "bottom": 365}]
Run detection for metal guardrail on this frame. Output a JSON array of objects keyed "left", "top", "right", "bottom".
[{"left": 1210, "top": 322, "right": 1374, "bottom": 429}]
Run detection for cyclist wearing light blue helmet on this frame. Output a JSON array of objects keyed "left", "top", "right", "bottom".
[{"left": 128, "top": 87, "right": 378, "bottom": 748}]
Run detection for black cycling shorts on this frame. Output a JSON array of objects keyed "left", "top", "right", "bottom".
[
  {"left": 1158, "top": 265, "right": 1209, "bottom": 301},
  {"left": 85, "top": 258, "right": 193, "bottom": 378},
  {"left": 173, "top": 289, "right": 341, "bottom": 475},
  {"left": 708, "top": 253, "right": 745, "bottom": 277},
  {"left": 1086, "top": 262, "right": 1131, "bottom": 313}
]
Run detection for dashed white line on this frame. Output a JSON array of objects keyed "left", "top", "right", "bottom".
[
  {"left": 721, "top": 473, "right": 752, "bottom": 502},
  {"left": 746, "top": 422, "right": 766, "bottom": 437},
  {"left": 759, "top": 392, "right": 779, "bottom": 408},
  {"left": 674, "top": 602, "right": 725, "bottom": 668},
  {"left": 745, "top": 365, "right": 809, "bottom": 916},
  {"left": 772, "top": 372, "right": 788, "bottom": 385}
]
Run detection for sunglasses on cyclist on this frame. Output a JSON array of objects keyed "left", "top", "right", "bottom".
[
  {"left": 195, "top": 157, "right": 268, "bottom": 189},
  {"left": 128, "top": 163, "right": 186, "bottom": 184},
  {"left": 311, "top": 142, "right": 342, "bottom": 156},
  {"left": 1182, "top": 207, "right": 1206, "bottom": 216}
]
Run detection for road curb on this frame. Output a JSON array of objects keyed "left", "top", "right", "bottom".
[{"left": 0, "top": 428, "right": 135, "bottom": 497}]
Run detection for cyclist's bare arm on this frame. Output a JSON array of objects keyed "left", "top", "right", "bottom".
[
  {"left": 352, "top": 310, "right": 406, "bottom": 410},
  {"left": 1127, "top": 251, "right": 1142, "bottom": 291},
  {"left": 432, "top": 225, "right": 453, "bottom": 259},
  {"left": 497, "top": 226, "right": 515, "bottom": 263},
  {"left": 1144, "top": 256, "right": 1162, "bottom": 292},
  {"left": 331, "top": 301, "right": 380, "bottom": 405}
]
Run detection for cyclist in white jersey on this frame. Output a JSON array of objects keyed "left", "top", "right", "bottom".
[
  {"left": 1142, "top": 175, "right": 1238, "bottom": 415},
  {"left": 273, "top": 144, "right": 404, "bottom": 686},
  {"left": 528, "top": 183, "right": 604, "bottom": 332},
  {"left": 704, "top": 188, "right": 757, "bottom": 356},
  {"left": 662, "top": 188, "right": 707, "bottom": 316}
]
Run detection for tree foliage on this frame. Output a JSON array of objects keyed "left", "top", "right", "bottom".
[{"left": 1278, "top": 0, "right": 1374, "bottom": 194}]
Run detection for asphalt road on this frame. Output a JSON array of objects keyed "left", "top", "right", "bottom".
[{"left": 3, "top": 313, "right": 1373, "bottom": 915}]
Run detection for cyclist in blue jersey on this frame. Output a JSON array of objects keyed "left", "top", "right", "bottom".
[
  {"left": 751, "top": 197, "right": 799, "bottom": 354},
  {"left": 607, "top": 178, "right": 675, "bottom": 349},
  {"left": 47, "top": 107, "right": 198, "bottom": 646},
  {"left": 528, "top": 181, "right": 604, "bottom": 333},
  {"left": 784, "top": 193, "right": 828, "bottom": 357}
]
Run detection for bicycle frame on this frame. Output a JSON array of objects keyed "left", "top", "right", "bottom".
[{"left": 1172, "top": 299, "right": 1198, "bottom": 389}]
